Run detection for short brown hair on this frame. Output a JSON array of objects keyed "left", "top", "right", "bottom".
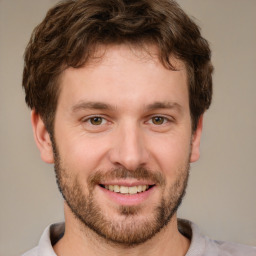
[{"left": 23, "top": 0, "right": 213, "bottom": 133}]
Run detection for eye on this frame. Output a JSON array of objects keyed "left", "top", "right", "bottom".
[
  {"left": 150, "top": 116, "right": 168, "bottom": 125},
  {"left": 81, "top": 115, "right": 111, "bottom": 132},
  {"left": 88, "top": 116, "right": 106, "bottom": 125}
]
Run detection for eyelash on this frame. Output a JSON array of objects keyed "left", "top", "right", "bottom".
[
  {"left": 82, "top": 115, "right": 107, "bottom": 126},
  {"left": 147, "top": 115, "right": 171, "bottom": 125},
  {"left": 82, "top": 115, "right": 172, "bottom": 126}
]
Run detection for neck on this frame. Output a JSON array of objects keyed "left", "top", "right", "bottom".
[{"left": 54, "top": 205, "right": 190, "bottom": 256}]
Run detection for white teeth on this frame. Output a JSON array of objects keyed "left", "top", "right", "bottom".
[
  {"left": 104, "top": 184, "right": 149, "bottom": 194},
  {"left": 120, "top": 186, "right": 129, "bottom": 194},
  {"left": 113, "top": 185, "right": 120, "bottom": 192},
  {"left": 128, "top": 186, "right": 138, "bottom": 194}
]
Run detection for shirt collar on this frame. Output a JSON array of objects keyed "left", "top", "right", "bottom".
[{"left": 37, "top": 219, "right": 207, "bottom": 256}]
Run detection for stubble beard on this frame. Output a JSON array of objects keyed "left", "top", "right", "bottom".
[{"left": 52, "top": 141, "right": 190, "bottom": 246}]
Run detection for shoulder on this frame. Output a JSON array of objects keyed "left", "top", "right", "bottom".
[
  {"left": 178, "top": 219, "right": 256, "bottom": 256},
  {"left": 21, "top": 246, "right": 38, "bottom": 256},
  {"left": 21, "top": 222, "right": 64, "bottom": 256},
  {"left": 199, "top": 228, "right": 256, "bottom": 256},
  {"left": 212, "top": 240, "right": 256, "bottom": 256}
]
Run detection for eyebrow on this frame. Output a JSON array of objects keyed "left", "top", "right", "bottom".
[
  {"left": 71, "top": 101, "right": 182, "bottom": 113},
  {"left": 146, "top": 101, "right": 182, "bottom": 112},
  {"left": 72, "top": 101, "right": 115, "bottom": 112}
]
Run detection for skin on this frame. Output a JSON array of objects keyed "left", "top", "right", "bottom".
[{"left": 32, "top": 44, "right": 203, "bottom": 256}]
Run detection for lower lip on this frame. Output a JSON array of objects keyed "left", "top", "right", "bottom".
[{"left": 98, "top": 185, "right": 155, "bottom": 206}]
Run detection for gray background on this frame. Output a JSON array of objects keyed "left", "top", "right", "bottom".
[{"left": 0, "top": 0, "right": 255, "bottom": 255}]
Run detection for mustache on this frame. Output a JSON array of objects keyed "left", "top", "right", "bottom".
[{"left": 88, "top": 167, "right": 166, "bottom": 186}]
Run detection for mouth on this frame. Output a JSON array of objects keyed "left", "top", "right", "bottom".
[
  {"left": 99, "top": 184, "right": 154, "bottom": 195},
  {"left": 98, "top": 182, "right": 156, "bottom": 206}
]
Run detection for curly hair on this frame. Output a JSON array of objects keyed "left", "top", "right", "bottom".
[{"left": 23, "top": 0, "right": 213, "bottom": 133}]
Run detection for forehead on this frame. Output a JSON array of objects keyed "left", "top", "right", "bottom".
[
  {"left": 57, "top": 44, "right": 188, "bottom": 111},
  {"left": 85, "top": 43, "right": 186, "bottom": 72}
]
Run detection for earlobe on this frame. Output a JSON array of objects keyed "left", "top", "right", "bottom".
[
  {"left": 190, "top": 115, "right": 203, "bottom": 163},
  {"left": 31, "top": 110, "right": 54, "bottom": 163}
]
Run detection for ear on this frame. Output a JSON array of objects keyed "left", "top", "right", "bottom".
[
  {"left": 190, "top": 115, "right": 203, "bottom": 163},
  {"left": 31, "top": 110, "right": 54, "bottom": 163}
]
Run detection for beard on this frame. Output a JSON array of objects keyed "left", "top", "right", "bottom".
[{"left": 52, "top": 140, "right": 190, "bottom": 246}]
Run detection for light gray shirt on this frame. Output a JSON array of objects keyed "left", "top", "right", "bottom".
[{"left": 22, "top": 219, "right": 256, "bottom": 256}]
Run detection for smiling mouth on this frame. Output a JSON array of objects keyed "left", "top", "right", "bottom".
[{"left": 100, "top": 184, "right": 154, "bottom": 195}]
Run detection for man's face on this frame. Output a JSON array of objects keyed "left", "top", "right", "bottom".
[{"left": 47, "top": 45, "right": 201, "bottom": 245}]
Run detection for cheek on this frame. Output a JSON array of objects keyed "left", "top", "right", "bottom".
[
  {"left": 56, "top": 131, "right": 111, "bottom": 175},
  {"left": 147, "top": 133, "right": 191, "bottom": 177}
]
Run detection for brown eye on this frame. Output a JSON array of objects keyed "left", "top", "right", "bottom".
[
  {"left": 89, "top": 117, "right": 103, "bottom": 125},
  {"left": 152, "top": 116, "right": 165, "bottom": 125}
]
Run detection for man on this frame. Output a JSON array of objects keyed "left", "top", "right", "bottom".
[{"left": 22, "top": 0, "right": 255, "bottom": 255}]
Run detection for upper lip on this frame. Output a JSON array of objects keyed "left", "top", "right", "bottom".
[{"left": 99, "top": 180, "right": 155, "bottom": 186}]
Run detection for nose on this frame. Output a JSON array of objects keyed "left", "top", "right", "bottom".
[{"left": 108, "top": 121, "right": 149, "bottom": 171}]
